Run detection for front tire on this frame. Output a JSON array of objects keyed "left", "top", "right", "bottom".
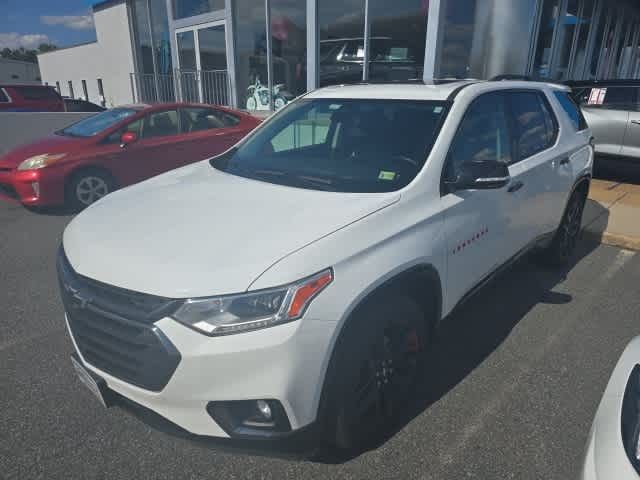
[
  {"left": 543, "top": 187, "right": 587, "bottom": 266},
  {"left": 66, "top": 169, "right": 115, "bottom": 211},
  {"left": 325, "top": 294, "right": 427, "bottom": 452}
]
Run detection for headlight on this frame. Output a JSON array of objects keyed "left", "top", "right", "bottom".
[
  {"left": 172, "top": 269, "right": 333, "bottom": 336},
  {"left": 17, "top": 153, "right": 67, "bottom": 171},
  {"left": 621, "top": 365, "right": 640, "bottom": 473}
]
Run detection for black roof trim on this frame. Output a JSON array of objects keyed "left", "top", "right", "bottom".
[
  {"left": 446, "top": 81, "right": 479, "bottom": 101},
  {"left": 566, "top": 79, "right": 640, "bottom": 87}
]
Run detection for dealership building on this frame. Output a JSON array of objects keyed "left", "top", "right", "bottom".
[{"left": 37, "top": 0, "right": 640, "bottom": 111}]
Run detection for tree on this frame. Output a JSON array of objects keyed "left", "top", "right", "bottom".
[{"left": 0, "top": 44, "right": 57, "bottom": 63}]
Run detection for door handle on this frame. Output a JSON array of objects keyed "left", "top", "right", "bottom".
[
  {"left": 507, "top": 180, "right": 524, "bottom": 193},
  {"left": 631, "top": 120, "right": 640, "bottom": 125},
  {"left": 559, "top": 157, "right": 570, "bottom": 165}
]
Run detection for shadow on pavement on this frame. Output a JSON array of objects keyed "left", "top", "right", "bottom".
[
  {"left": 24, "top": 204, "right": 74, "bottom": 216},
  {"left": 325, "top": 200, "right": 611, "bottom": 463},
  {"left": 594, "top": 156, "right": 640, "bottom": 185}
]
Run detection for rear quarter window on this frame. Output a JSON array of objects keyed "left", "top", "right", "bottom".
[
  {"left": 508, "top": 91, "right": 558, "bottom": 162},
  {"left": 0, "top": 88, "right": 9, "bottom": 103},
  {"left": 574, "top": 86, "right": 638, "bottom": 111},
  {"left": 554, "top": 91, "right": 588, "bottom": 131}
]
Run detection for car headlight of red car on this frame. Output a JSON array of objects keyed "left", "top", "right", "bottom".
[{"left": 17, "top": 153, "right": 67, "bottom": 171}]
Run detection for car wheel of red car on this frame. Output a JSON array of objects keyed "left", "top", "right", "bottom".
[{"left": 66, "top": 169, "right": 116, "bottom": 211}]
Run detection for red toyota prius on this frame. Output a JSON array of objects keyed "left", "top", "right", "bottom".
[{"left": 0, "top": 103, "right": 261, "bottom": 210}]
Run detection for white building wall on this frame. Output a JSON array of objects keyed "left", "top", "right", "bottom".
[
  {"left": 37, "top": 1, "right": 136, "bottom": 107},
  {"left": 0, "top": 58, "right": 41, "bottom": 84}
]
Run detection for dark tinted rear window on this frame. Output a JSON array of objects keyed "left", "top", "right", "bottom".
[
  {"left": 509, "top": 91, "right": 558, "bottom": 161},
  {"left": 15, "top": 86, "right": 61, "bottom": 101},
  {"left": 0, "top": 88, "right": 8, "bottom": 103},
  {"left": 574, "top": 86, "right": 638, "bottom": 110},
  {"left": 554, "top": 91, "right": 588, "bottom": 130}
]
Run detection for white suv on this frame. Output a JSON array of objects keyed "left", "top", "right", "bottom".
[{"left": 58, "top": 80, "right": 593, "bottom": 454}]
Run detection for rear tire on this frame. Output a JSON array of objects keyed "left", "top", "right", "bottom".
[
  {"left": 65, "top": 169, "right": 116, "bottom": 212},
  {"left": 542, "top": 187, "right": 587, "bottom": 267},
  {"left": 323, "top": 294, "right": 428, "bottom": 453}
]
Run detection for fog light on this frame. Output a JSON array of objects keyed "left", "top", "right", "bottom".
[
  {"left": 31, "top": 182, "right": 40, "bottom": 197},
  {"left": 256, "top": 400, "right": 272, "bottom": 420},
  {"left": 206, "top": 399, "right": 291, "bottom": 437}
]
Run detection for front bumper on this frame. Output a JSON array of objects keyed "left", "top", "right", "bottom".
[
  {"left": 0, "top": 167, "right": 65, "bottom": 206},
  {"left": 66, "top": 311, "right": 335, "bottom": 442}
]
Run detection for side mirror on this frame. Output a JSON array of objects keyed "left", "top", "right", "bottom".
[
  {"left": 446, "top": 160, "right": 510, "bottom": 192},
  {"left": 120, "top": 131, "right": 138, "bottom": 148}
]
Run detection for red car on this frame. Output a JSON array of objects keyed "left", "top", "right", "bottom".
[
  {"left": 0, "top": 103, "right": 260, "bottom": 210},
  {"left": 0, "top": 84, "right": 65, "bottom": 112}
]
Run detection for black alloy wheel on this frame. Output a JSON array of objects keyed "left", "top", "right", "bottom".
[{"left": 329, "top": 295, "right": 427, "bottom": 451}]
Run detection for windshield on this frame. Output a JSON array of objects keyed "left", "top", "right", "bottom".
[
  {"left": 212, "top": 99, "right": 448, "bottom": 193},
  {"left": 60, "top": 108, "right": 138, "bottom": 137}
]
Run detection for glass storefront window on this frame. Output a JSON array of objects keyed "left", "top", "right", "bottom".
[
  {"left": 596, "top": 12, "right": 616, "bottom": 78},
  {"left": 588, "top": 5, "right": 607, "bottom": 78},
  {"left": 234, "top": 0, "right": 268, "bottom": 110},
  {"left": 552, "top": 0, "right": 579, "bottom": 80},
  {"left": 270, "top": 0, "right": 306, "bottom": 109},
  {"left": 318, "top": 0, "right": 366, "bottom": 86},
  {"left": 133, "top": 0, "right": 154, "bottom": 74},
  {"left": 438, "top": 0, "right": 537, "bottom": 79},
  {"left": 150, "top": 0, "right": 173, "bottom": 77},
  {"left": 532, "top": 0, "right": 561, "bottom": 78},
  {"left": 172, "top": 0, "right": 224, "bottom": 20},
  {"left": 570, "top": 0, "right": 595, "bottom": 79},
  {"left": 132, "top": 0, "right": 174, "bottom": 101},
  {"left": 368, "top": 0, "right": 427, "bottom": 82},
  {"left": 615, "top": 19, "right": 633, "bottom": 78}
]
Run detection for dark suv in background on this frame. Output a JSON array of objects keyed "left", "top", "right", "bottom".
[
  {"left": 319, "top": 37, "right": 422, "bottom": 86},
  {"left": 0, "top": 84, "right": 65, "bottom": 112},
  {"left": 569, "top": 80, "right": 640, "bottom": 161}
]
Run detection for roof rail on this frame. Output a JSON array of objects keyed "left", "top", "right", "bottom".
[{"left": 490, "top": 74, "right": 533, "bottom": 81}]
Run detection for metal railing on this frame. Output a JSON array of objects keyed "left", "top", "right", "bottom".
[{"left": 130, "top": 69, "right": 230, "bottom": 106}]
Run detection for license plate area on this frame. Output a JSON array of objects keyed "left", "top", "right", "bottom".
[{"left": 71, "top": 353, "right": 112, "bottom": 408}]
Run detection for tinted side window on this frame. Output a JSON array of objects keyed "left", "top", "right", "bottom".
[
  {"left": 0, "top": 88, "right": 8, "bottom": 103},
  {"left": 181, "top": 107, "right": 239, "bottom": 133},
  {"left": 554, "top": 91, "right": 588, "bottom": 130},
  {"left": 576, "top": 86, "right": 637, "bottom": 110},
  {"left": 447, "top": 92, "right": 512, "bottom": 178},
  {"left": 16, "top": 86, "right": 60, "bottom": 101},
  {"left": 509, "top": 92, "right": 555, "bottom": 160},
  {"left": 142, "top": 110, "right": 180, "bottom": 139}
]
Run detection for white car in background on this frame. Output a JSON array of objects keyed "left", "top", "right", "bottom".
[
  {"left": 58, "top": 79, "right": 593, "bottom": 455},
  {"left": 583, "top": 336, "right": 640, "bottom": 479}
]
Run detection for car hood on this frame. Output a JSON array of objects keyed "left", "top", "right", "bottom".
[
  {"left": 0, "top": 134, "right": 87, "bottom": 168},
  {"left": 63, "top": 162, "right": 400, "bottom": 298}
]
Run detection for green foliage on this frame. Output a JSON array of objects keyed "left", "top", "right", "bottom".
[{"left": 0, "top": 44, "right": 58, "bottom": 63}]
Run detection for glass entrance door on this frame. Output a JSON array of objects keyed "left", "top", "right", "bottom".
[
  {"left": 175, "top": 21, "right": 229, "bottom": 105},
  {"left": 197, "top": 24, "right": 229, "bottom": 104}
]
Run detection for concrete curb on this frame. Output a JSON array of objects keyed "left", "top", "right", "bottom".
[{"left": 583, "top": 229, "right": 640, "bottom": 252}]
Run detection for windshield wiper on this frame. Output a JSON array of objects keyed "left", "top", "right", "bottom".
[{"left": 294, "top": 175, "right": 338, "bottom": 191}]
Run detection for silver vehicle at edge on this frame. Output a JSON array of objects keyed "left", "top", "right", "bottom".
[{"left": 570, "top": 80, "right": 640, "bottom": 161}]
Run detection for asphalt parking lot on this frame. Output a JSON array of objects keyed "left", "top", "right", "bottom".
[{"left": 2, "top": 197, "right": 640, "bottom": 480}]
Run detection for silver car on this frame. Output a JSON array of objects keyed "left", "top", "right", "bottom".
[{"left": 570, "top": 81, "right": 640, "bottom": 160}]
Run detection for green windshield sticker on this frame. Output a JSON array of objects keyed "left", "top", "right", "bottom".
[{"left": 378, "top": 171, "right": 396, "bottom": 181}]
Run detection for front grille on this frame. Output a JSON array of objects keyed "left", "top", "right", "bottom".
[{"left": 57, "top": 248, "right": 182, "bottom": 391}]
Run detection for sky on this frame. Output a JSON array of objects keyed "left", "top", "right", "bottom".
[{"left": 0, "top": 0, "right": 97, "bottom": 50}]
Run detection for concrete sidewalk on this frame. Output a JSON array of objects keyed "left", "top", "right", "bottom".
[{"left": 583, "top": 179, "right": 640, "bottom": 250}]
